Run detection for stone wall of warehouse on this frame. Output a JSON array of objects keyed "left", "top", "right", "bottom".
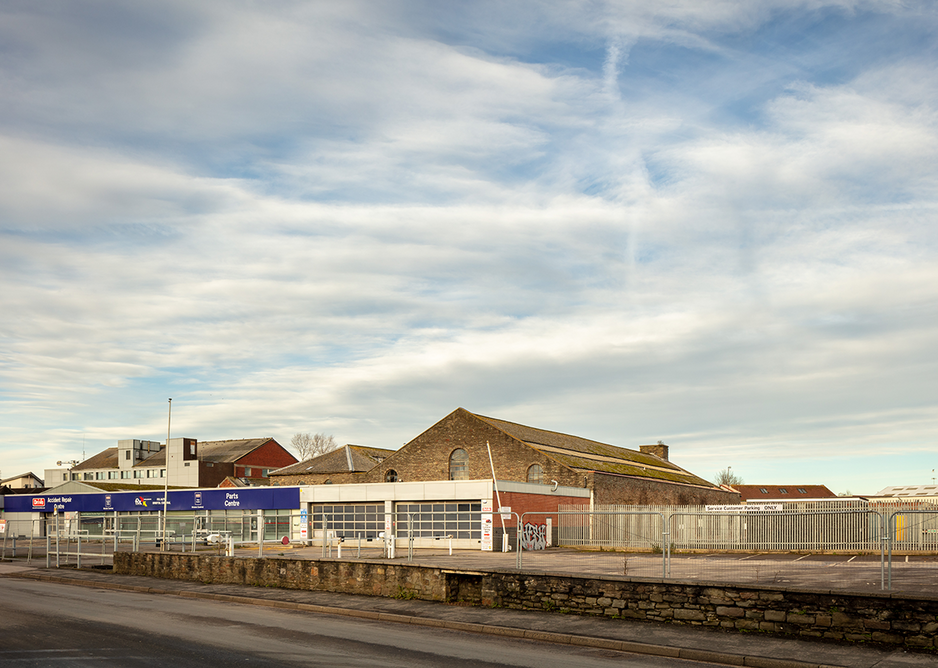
[
  {"left": 113, "top": 553, "right": 938, "bottom": 649},
  {"left": 361, "top": 408, "right": 585, "bottom": 487},
  {"left": 587, "top": 471, "right": 740, "bottom": 506}
]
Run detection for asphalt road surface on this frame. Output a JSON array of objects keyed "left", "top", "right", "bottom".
[{"left": 0, "top": 578, "right": 718, "bottom": 668}]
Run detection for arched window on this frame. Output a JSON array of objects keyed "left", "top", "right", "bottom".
[
  {"left": 449, "top": 448, "right": 469, "bottom": 480},
  {"left": 385, "top": 469, "right": 398, "bottom": 483},
  {"left": 526, "top": 464, "right": 543, "bottom": 484}
]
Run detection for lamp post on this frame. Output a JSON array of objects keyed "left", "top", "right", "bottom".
[{"left": 162, "top": 398, "right": 172, "bottom": 551}]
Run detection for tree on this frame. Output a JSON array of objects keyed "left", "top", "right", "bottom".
[
  {"left": 291, "top": 432, "right": 339, "bottom": 461},
  {"left": 714, "top": 467, "right": 743, "bottom": 486}
]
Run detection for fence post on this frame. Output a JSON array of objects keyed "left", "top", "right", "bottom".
[
  {"left": 257, "top": 509, "right": 264, "bottom": 558},
  {"left": 77, "top": 533, "right": 82, "bottom": 569},
  {"left": 55, "top": 509, "right": 60, "bottom": 568},
  {"left": 515, "top": 512, "right": 524, "bottom": 570},
  {"left": 886, "top": 511, "right": 893, "bottom": 591},
  {"left": 46, "top": 535, "right": 51, "bottom": 568},
  {"left": 407, "top": 512, "right": 413, "bottom": 562},
  {"left": 28, "top": 518, "right": 35, "bottom": 564},
  {"left": 662, "top": 512, "right": 669, "bottom": 579}
]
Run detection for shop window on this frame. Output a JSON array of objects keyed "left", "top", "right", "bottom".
[
  {"left": 526, "top": 464, "right": 544, "bottom": 484},
  {"left": 449, "top": 449, "right": 469, "bottom": 480}
]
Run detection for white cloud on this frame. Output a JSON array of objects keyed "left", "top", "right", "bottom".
[{"left": 1, "top": 1, "right": 937, "bottom": 496}]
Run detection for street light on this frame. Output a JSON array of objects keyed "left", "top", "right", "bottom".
[{"left": 162, "top": 398, "right": 172, "bottom": 551}]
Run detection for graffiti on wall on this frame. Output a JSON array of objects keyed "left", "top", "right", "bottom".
[{"left": 521, "top": 522, "right": 547, "bottom": 551}]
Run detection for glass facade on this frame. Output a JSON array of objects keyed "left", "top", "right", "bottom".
[
  {"left": 396, "top": 502, "right": 481, "bottom": 540},
  {"left": 312, "top": 504, "right": 385, "bottom": 539}
]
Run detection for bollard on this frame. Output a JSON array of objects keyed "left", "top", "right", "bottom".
[
  {"left": 449, "top": 536, "right": 453, "bottom": 556},
  {"left": 358, "top": 534, "right": 361, "bottom": 558},
  {"left": 337, "top": 539, "right": 342, "bottom": 559},
  {"left": 321, "top": 513, "right": 327, "bottom": 559}
]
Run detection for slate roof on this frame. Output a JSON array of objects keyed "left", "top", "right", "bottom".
[
  {"left": 473, "top": 412, "right": 718, "bottom": 488},
  {"left": 71, "top": 448, "right": 119, "bottom": 471},
  {"left": 69, "top": 438, "right": 284, "bottom": 472},
  {"left": 730, "top": 484, "right": 836, "bottom": 501},
  {"left": 271, "top": 445, "right": 395, "bottom": 476}
]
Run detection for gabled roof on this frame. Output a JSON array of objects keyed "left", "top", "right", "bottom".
[
  {"left": 68, "top": 438, "right": 286, "bottom": 471},
  {"left": 1, "top": 472, "right": 44, "bottom": 485},
  {"left": 136, "top": 437, "right": 280, "bottom": 467},
  {"left": 271, "top": 445, "right": 395, "bottom": 476},
  {"left": 472, "top": 411, "right": 717, "bottom": 488},
  {"left": 872, "top": 484, "right": 938, "bottom": 498},
  {"left": 218, "top": 476, "right": 270, "bottom": 487},
  {"left": 730, "top": 484, "right": 836, "bottom": 501}
]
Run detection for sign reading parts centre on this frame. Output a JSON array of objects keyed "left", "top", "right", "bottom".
[{"left": 4, "top": 487, "right": 300, "bottom": 514}]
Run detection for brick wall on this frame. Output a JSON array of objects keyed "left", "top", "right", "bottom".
[
  {"left": 197, "top": 461, "right": 233, "bottom": 488},
  {"left": 237, "top": 439, "right": 298, "bottom": 469}
]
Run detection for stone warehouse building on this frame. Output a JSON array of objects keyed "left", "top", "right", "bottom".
[{"left": 272, "top": 408, "right": 737, "bottom": 506}]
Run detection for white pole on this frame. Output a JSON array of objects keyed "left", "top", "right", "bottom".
[
  {"left": 162, "top": 398, "right": 172, "bottom": 550},
  {"left": 486, "top": 442, "right": 507, "bottom": 551}
]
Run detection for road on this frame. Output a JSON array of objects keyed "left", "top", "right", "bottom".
[{"left": 0, "top": 578, "right": 716, "bottom": 667}]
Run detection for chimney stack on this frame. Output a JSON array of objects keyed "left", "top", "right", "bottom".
[{"left": 640, "top": 442, "right": 669, "bottom": 461}]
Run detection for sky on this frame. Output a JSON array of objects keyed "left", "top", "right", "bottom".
[{"left": 1, "top": 0, "right": 936, "bottom": 495}]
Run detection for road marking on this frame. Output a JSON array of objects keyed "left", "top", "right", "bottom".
[
  {"left": 847, "top": 556, "right": 856, "bottom": 563},
  {"left": 794, "top": 555, "right": 810, "bottom": 561}
]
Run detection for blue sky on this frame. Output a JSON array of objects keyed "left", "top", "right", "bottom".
[{"left": 2, "top": 1, "right": 937, "bottom": 494}]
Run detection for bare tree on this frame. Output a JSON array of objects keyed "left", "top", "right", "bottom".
[
  {"left": 291, "top": 432, "right": 339, "bottom": 460},
  {"left": 715, "top": 467, "right": 743, "bottom": 486}
]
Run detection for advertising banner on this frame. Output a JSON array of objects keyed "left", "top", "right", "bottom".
[
  {"left": 480, "top": 498, "right": 493, "bottom": 551},
  {"left": 5, "top": 487, "right": 300, "bottom": 514}
]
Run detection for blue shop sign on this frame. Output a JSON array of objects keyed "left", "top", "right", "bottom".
[{"left": 5, "top": 487, "right": 300, "bottom": 513}]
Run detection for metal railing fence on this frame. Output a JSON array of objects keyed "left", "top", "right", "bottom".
[{"left": 4, "top": 502, "right": 938, "bottom": 595}]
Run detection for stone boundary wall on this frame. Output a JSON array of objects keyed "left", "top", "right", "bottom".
[
  {"left": 113, "top": 552, "right": 446, "bottom": 601},
  {"left": 113, "top": 553, "right": 938, "bottom": 649}
]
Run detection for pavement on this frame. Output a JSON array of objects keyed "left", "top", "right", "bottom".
[{"left": 0, "top": 560, "right": 934, "bottom": 668}]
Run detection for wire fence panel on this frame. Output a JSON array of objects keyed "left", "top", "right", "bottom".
[{"left": 4, "top": 502, "right": 938, "bottom": 595}]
